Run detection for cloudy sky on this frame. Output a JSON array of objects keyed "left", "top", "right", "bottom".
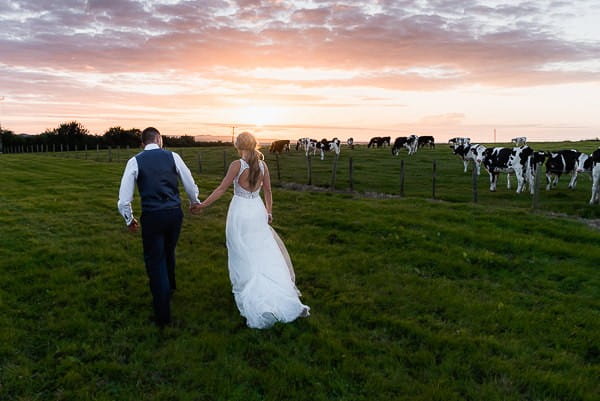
[{"left": 1, "top": 0, "right": 599, "bottom": 142}]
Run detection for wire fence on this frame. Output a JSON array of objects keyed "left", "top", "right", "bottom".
[{"left": 2, "top": 143, "right": 598, "bottom": 217}]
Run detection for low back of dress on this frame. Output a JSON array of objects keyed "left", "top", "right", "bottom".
[{"left": 234, "top": 159, "right": 264, "bottom": 199}]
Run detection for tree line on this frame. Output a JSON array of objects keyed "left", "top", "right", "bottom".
[{"left": 0, "top": 121, "right": 231, "bottom": 150}]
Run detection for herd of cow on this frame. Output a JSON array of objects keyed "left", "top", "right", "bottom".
[
  {"left": 449, "top": 137, "right": 600, "bottom": 205},
  {"left": 267, "top": 135, "right": 600, "bottom": 205},
  {"left": 367, "top": 135, "right": 435, "bottom": 156}
]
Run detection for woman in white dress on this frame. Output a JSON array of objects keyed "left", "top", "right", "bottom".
[{"left": 194, "top": 132, "right": 310, "bottom": 329}]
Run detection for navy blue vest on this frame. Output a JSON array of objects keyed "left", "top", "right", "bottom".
[{"left": 135, "top": 149, "right": 180, "bottom": 212}]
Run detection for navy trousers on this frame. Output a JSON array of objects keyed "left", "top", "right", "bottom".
[{"left": 140, "top": 207, "right": 183, "bottom": 326}]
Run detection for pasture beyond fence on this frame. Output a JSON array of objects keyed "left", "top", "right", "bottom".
[{"left": 2, "top": 141, "right": 599, "bottom": 218}]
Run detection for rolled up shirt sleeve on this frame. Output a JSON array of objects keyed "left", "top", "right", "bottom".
[
  {"left": 117, "top": 157, "right": 138, "bottom": 225},
  {"left": 172, "top": 152, "right": 201, "bottom": 204}
]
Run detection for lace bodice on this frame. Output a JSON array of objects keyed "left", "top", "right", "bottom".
[{"left": 234, "top": 159, "right": 264, "bottom": 199}]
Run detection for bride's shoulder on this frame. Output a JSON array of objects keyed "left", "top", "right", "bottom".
[{"left": 228, "top": 159, "right": 242, "bottom": 173}]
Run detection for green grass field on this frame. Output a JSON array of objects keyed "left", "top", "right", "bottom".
[{"left": 0, "top": 145, "right": 599, "bottom": 400}]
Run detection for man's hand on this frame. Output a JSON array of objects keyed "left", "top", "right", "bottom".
[
  {"left": 190, "top": 203, "right": 203, "bottom": 215},
  {"left": 127, "top": 218, "right": 139, "bottom": 233}
]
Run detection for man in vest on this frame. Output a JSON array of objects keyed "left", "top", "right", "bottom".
[{"left": 118, "top": 127, "right": 200, "bottom": 327}]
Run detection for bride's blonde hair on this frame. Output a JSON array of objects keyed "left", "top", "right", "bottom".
[{"left": 235, "top": 131, "right": 264, "bottom": 188}]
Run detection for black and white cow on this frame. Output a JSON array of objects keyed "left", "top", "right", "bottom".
[
  {"left": 391, "top": 137, "right": 407, "bottom": 156},
  {"left": 452, "top": 143, "right": 487, "bottom": 175},
  {"left": 525, "top": 150, "right": 547, "bottom": 194},
  {"left": 575, "top": 152, "right": 594, "bottom": 175},
  {"left": 368, "top": 136, "right": 383, "bottom": 148},
  {"left": 391, "top": 135, "right": 418, "bottom": 156},
  {"left": 448, "top": 137, "right": 471, "bottom": 146},
  {"left": 296, "top": 137, "right": 318, "bottom": 156},
  {"left": 589, "top": 148, "right": 600, "bottom": 204},
  {"left": 418, "top": 135, "right": 435, "bottom": 149},
  {"left": 512, "top": 137, "right": 527, "bottom": 146},
  {"left": 346, "top": 137, "right": 354, "bottom": 150},
  {"left": 296, "top": 137, "right": 308, "bottom": 151},
  {"left": 544, "top": 149, "right": 582, "bottom": 190},
  {"left": 316, "top": 138, "right": 341, "bottom": 160},
  {"left": 483, "top": 146, "right": 536, "bottom": 193},
  {"left": 405, "top": 134, "right": 419, "bottom": 155}
]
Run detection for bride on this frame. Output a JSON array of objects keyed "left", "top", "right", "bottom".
[{"left": 193, "top": 131, "right": 310, "bottom": 329}]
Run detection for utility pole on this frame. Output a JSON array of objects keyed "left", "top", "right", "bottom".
[
  {"left": 494, "top": 128, "right": 497, "bottom": 143},
  {"left": 231, "top": 125, "right": 237, "bottom": 144}
]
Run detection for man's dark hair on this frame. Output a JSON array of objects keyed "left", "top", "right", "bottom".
[{"left": 142, "top": 127, "right": 161, "bottom": 145}]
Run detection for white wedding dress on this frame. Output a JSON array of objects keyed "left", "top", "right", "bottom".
[{"left": 226, "top": 159, "right": 310, "bottom": 329}]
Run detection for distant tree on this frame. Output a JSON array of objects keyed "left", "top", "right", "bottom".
[
  {"left": 162, "top": 135, "right": 196, "bottom": 147},
  {"left": 102, "top": 127, "right": 141, "bottom": 148},
  {"left": 42, "top": 121, "right": 89, "bottom": 147},
  {"left": 0, "top": 127, "right": 19, "bottom": 147}
]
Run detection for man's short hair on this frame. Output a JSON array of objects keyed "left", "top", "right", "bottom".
[{"left": 142, "top": 127, "right": 161, "bottom": 145}]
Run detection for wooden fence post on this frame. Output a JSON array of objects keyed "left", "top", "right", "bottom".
[
  {"left": 108, "top": 146, "right": 112, "bottom": 162},
  {"left": 532, "top": 165, "right": 542, "bottom": 209},
  {"left": 400, "top": 159, "right": 405, "bottom": 197},
  {"left": 223, "top": 151, "right": 227, "bottom": 177},
  {"left": 472, "top": 166, "right": 478, "bottom": 203},
  {"left": 197, "top": 152, "right": 202, "bottom": 174},
  {"left": 307, "top": 155, "right": 312, "bottom": 186},
  {"left": 330, "top": 154, "right": 339, "bottom": 190},
  {"left": 84, "top": 144, "right": 88, "bottom": 159},
  {"left": 349, "top": 157, "right": 354, "bottom": 192},
  {"left": 432, "top": 160, "right": 437, "bottom": 199}
]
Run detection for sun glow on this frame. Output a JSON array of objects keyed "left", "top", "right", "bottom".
[{"left": 231, "top": 105, "right": 286, "bottom": 126}]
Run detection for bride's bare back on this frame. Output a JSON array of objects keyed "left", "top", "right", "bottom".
[{"left": 236, "top": 165, "right": 263, "bottom": 193}]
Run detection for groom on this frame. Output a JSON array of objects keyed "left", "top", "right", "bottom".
[{"left": 117, "top": 127, "right": 200, "bottom": 327}]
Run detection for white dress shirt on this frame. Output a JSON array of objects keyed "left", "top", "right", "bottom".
[{"left": 117, "top": 143, "right": 200, "bottom": 225}]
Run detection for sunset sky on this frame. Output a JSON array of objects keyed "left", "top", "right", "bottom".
[{"left": 1, "top": 0, "right": 600, "bottom": 143}]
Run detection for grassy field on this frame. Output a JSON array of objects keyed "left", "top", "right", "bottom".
[
  {"left": 0, "top": 149, "right": 599, "bottom": 400},
  {"left": 28, "top": 139, "right": 600, "bottom": 217}
]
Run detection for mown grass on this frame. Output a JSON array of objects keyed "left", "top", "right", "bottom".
[{"left": 0, "top": 152, "right": 599, "bottom": 400}]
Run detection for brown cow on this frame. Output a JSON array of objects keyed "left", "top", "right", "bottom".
[{"left": 269, "top": 139, "right": 290, "bottom": 154}]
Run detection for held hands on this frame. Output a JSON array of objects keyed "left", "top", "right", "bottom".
[
  {"left": 267, "top": 213, "right": 273, "bottom": 224},
  {"left": 127, "top": 218, "right": 139, "bottom": 233},
  {"left": 190, "top": 202, "right": 204, "bottom": 215}
]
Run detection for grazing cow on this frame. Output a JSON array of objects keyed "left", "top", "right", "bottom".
[
  {"left": 391, "top": 137, "right": 407, "bottom": 156},
  {"left": 381, "top": 136, "right": 391, "bottom": 147},
  {"left": 452, "top": 143, "right": 487, "bottom": 175},
  {"left": 391, "top": 135, "right": 419, "bottom": 156},
  {"left": 418, "top": 135, "right": 435, "bottom": 149},
  {"left": 483, "top": 146, "right": 536, "bottom": 193},
  {"left": 512, "top": 137, "right": 527, "bottom": 146},
  {"left": 297, "top": 138, "right": 318, "bottom": 156},
  {"left": 316, "top": 138, "right": 341, "bottom": 160},
  {"left": 406, "top": 135, "right": 419, "bottom": 155},
  {"left": 589, "top": 149, "right": 600, "bottom": 204},
  {"left": 368, "top": 136, "right": 383, "bottom": 148},
  {"left": 296, "top": 137, "right": 308, "bottom": 151},
  {"left": 347, "top": 137, "right": 354, "bottom": 150},
  {"left": 269, "top": 139, "right": 290, "bottom": 154},
  {"left": 448, "top": 137, "right": 471, "bottom": 146},
  {"left": 544, "top": 149, "right": 581, "bottom": 190}
]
